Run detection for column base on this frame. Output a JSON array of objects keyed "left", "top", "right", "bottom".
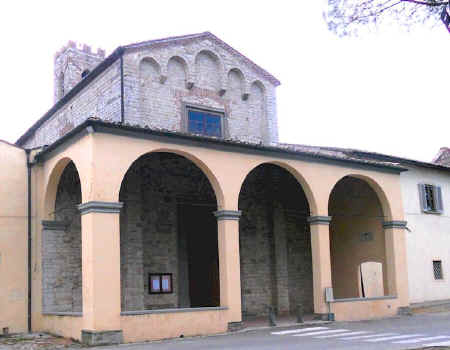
[
  {"left": 81, "top": 330, "right": 123, "bottom": 346},
  {"left": 313, "top": 313, "right": 335, "bottom": 321},
  {"left": 397, "top": 306, "right": 413, "bottom": 316},
  {"left": 228, "top": 322, "right": 244, "bottom": 332}
]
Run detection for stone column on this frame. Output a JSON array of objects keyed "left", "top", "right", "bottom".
[
  {"left": 383, "top": 221, "right": 409, "bottom": 304},
  {"left": 308, "top": 216, "right": 333, "bottom": 318},
  {"left": 214, "top": 210, "right": 243, "bottom": 330},
  {"left": 78, "top": 201, "right": 123, "bottom": 346}
]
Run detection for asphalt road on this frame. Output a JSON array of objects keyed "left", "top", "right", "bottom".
[{"left": 100, "top": 312, "right": 450, "bottom": 350}]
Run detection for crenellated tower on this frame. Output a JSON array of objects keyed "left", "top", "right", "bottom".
[{"left": 53, "top": 41, "right": 106, "bottom": 103}]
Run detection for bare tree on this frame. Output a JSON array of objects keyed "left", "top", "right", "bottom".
[{"left": 325, "top": 0, "right": 449, "bottom": 36}]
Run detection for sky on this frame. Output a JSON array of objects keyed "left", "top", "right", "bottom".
[{"left": 0, "top": 1, "right": 448, "bottom": 162}]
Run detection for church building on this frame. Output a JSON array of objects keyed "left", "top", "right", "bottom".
[{"left": 0, "top": 32, "right": 410, "bottom": 345}]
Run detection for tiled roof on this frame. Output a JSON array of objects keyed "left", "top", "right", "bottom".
[
  {"left": 34, "top": 118, "right": 406, "bottom": 172},
  {"left": 280, "top": 143, "right": 450, "bottom": 173}
]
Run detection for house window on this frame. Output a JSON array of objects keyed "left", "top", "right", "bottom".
[
  {"left": 149, "top": 273, "right": 173, "bottom": 294},
  {"left": 187, "top": 106, "right": 223, "bottom": 137},
  {"left": 433, "top": 260, "right": 443, "bottom": 280},
  {"left": 419, "top": 184, "right": 443, "bottom": 214}
]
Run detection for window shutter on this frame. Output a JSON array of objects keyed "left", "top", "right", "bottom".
[
  {"left": 435, "top": 186, "right": 444, "bottom": 213},
  {"left": 418, "top": 183, "right": 426, "bottom": 212}
]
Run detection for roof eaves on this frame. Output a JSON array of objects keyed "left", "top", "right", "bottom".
[{"left": 35, "top": 119, "right": 405, "bottom": 173}]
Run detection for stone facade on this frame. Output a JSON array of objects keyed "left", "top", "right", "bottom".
[
  {"left": 239, "top": 164, "right": 313, "bottom": 317},
  {"left": 42, "top": 162, "right": 82, "bottom": 313},
  {"left": 21, "top": 33, "right": 279, "bottom": 149},
  {"left": 122, "top": 36, "right": 278, "bottom": 145},
  {"left": 23, "top": 59, "right": 121, "bottom": 149},
  {"left": 119, "top": 153, "right": 217, "bottom": 311}
]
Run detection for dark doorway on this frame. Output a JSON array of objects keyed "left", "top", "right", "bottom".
[{"left": 178, "top": 204, "right": 220, "bottom": 308}]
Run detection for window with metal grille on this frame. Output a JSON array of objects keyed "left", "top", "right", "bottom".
[
  {"left": 187, "top": 106, "right": 223, "bottom": 137},
  {"left": 433, "top": 260, "right": 443, "bottom": 280},
  {"left": 419, "top": 184, "right": 443, "bottom": 214}
]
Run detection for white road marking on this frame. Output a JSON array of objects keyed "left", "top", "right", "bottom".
[
  {"left": 293, "top": 329, "right": 349, "bottom": 337},
  {"left": 341, "top": 332, "right": 398, "bottom": 340},
  {"left": 424, "top": 340, "right": 450, "bottom": 347},
  {"left": 315, "top": 331, "right": 370, "bottom": 339},
  {"left": 271, "top": 327, "right": 329, "bottom": 335},
  {"left": 365, "top": 334, "right": 424, "bottom": 342},
  {"left": 394, "top": 336, "right": 450, "bottom": 344}
]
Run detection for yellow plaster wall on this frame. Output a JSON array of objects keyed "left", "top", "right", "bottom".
[
  {"left": 121, "top": 310, "right": 228, "bottom": 343},
  {"left": 28, "top": 131, "right": 409, "bottom": 340},
  {"left": 329, "top": 178, "right": 388, "bottom": 299},
  {"left": 331, "top": 297, "right": 401, "bottom": 321},
  {"left": 0, "top": 141, "right": 28, "bottom": 333}
]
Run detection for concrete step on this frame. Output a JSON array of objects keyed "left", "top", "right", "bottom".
[{"left": 410, "top": 299, "right": 450, "bottom": 314}]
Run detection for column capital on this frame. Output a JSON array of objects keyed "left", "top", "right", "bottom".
[
  {"left": 41, "top": 220, "right": 69, "bottom": 230},
  {"left": 214, "top": 210, "right": 242, "bottom": 221},
  {"left": 383, "top": 220, "right": 408, "bottom": 229},
  {"left": 78, "top": 201, "right": 123, "bottom": 215},
  {"left": 307, "top": 216, "right": 332, "bottom": 225}
]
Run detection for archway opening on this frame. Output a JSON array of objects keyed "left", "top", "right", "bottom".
[
  {"left": 119, "top": 152, "right": 219, "bottom": 311},
  {"left": 42, "top": 161, "right": 82, "bottom": 313},
  {"left": 328, "top": 176, "right": 388, "bottom": 299},
  {"left": 238, "top": 163, "right": 313, "bottom": 319}
]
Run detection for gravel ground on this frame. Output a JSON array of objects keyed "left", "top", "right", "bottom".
[{"left": 0, "top": 334, "right": 82, "bottom": 350}]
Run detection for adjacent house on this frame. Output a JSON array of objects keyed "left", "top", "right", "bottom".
[{"left": 0, "top": 32, "right": 413, "bottom": 344}]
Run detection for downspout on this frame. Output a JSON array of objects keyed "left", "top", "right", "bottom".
[
  {"left": 120, "top": 54, "right": 124, "bottom": 123},
  {"left": 25, "top": 149, "right": 32, "bottom": 333}
]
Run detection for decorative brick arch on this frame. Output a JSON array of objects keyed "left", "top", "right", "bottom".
[
  {"left": 166, "top": 56, "right": 189, "bottom": 89},
  {"left": 226, "top": 68, "right": 246, "bottom": 101},
  {"left": 194, "top": 49, "right": 225, "bottom": 91}
]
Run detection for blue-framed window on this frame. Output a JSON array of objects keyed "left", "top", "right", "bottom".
[{"left": 187, "top": 107, "right": 223, "bottom": 137}]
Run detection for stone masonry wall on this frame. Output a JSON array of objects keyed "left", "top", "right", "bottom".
[
  {"left": 239, "top": 164, "right": 313, "bottom": 317},
  {"left": 119, "top": 153, "right": 217, "bottom": 311},
  {"left": 23, "top": 60, "right": 121, "bottom": 149},
  {"left": 42, "top": 162, "right": 82, "bottom": 313},
  {"left": 122, "top": 37, "right": 278, "bottom": 145},
  {"left": 22, "top": 36, "right": 278, "bottom": 148}
]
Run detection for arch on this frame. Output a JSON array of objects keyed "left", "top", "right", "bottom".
[
  {"left": 139, "top": 57, "right": 161, "bottom": 82},
  {"left": 329, "top": 174, "right": 393, "bottom": 220},
  {"left": 227, "top": 68, "right": 245, "bottom": 101},
  {"left": 195, "top": 50, "right": 222, "bottom": 90},
  {"left": 43, "top": 157, "right": 83, "bottom": 220},
  {"left": 42, "top": 157, "right": 83, "bottom": 313},
  {"left": 116, "top": 149, "right": 225, "bottom": 210},
  {"left": 167, "top": 56, "right": 188, "bottom": 88},
  {"left": 250, "top": 80, "right": 265, "bottom": 99},
  {"left": 119, "top": 151, "right": 221, "bottom": 311},
  {"left": 238, "top": 160, "right": 318, "bottom": 216},
  {"left": 238, "top": 161, "right": 315, "bottom": 316},
  {"left": 328, "top": 175, "right": 389, "bottom": 299}
]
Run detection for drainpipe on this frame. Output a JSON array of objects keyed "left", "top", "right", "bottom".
[{"left": 25, "top": 149, "right": 32, "bottom": 333}]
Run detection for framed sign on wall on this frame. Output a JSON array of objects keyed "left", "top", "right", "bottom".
[{"left": 149, "top": 273, "right": 173, "bottom": 294}]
